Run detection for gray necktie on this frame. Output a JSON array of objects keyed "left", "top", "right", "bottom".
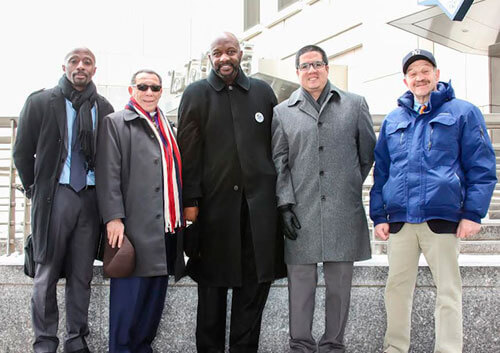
[{"left": 69, "top": 114, "right": 87, "bottom": 192}]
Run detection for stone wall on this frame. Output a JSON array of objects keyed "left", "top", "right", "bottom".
[{"left": 0, "top": 259, "right": 498, "bottom": 353}]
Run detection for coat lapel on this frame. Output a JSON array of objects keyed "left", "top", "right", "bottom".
[
  {"left": 318, "top": 91, "right": 335, "bottom": 116},
  {"left": 288, "top": 88, "right": 318, "bottom": 121},
  {"left": 50, "top": 87, "right": 68, "bottom": 153},
  {"left": 298, "top": 100, "right": 318, "bottom": 121}
]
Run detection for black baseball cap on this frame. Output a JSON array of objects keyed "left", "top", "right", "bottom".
[{"left": 402, "top": 49, "right": 437, "bottom": 74}]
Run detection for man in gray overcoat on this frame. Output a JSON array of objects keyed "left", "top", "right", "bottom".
[
  {"left": 271, "top": 44, "right": 376, "bottom": 353},
  {"left": 96, "top": 69, "right": 183, "bottom": 352}
]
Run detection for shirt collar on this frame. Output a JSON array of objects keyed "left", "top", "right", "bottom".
[{"left": 413, "top": 99, "right": 428, "bottom": 113}]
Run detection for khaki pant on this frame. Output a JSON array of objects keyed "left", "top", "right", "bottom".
[{"left": 384, "top": 223, "right": 462, "bottom": 353}]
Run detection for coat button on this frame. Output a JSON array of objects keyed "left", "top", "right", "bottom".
[
  {"left": 319, "top": 146, "right": 324, "bottom": 151},
  {"left": 156, "top": 214, "right": 161, "bottom": 219},
  {"left": 321, "top": 195, "right": 326, "bottom": 201},
  {"left": 150, "top": 134, "right": 155, "bottom": 138},
  {"left": 154, "top": 159, "right": 159, "bottom": 165},
  {"left": 233, "top": 185, "right": 239, "bottom": 191},
  {"left": 57, "top": 138, "right": 62, "bottom": 143},
  {"left": 61, "top": 158, "right": 65, "bottom": 163},
  {"left": 318, "top": 122, "right": 323, "bottom": 127},
  {"left": 228, "top": 85, "right": 233, "bottom": 91},
  {"left": 47, "top": 197, "right": 51, "bottom": 203},
  {"left": 319, "top": 171, "right": 324, "bottom": 176},
  {"left": 155, "top": 186, "right": 160, "bottom": 192}
]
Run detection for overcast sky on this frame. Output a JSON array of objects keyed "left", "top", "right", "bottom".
[{"left": 1, "top": 0, "right": 239, "bottom": 116}]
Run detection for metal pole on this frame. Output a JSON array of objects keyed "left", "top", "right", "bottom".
[{"left": 7, "top": 118, "right": 17, "bottom": 254}]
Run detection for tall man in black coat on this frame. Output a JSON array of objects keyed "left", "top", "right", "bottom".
[
  {"left": 13, "top": 47, "right": 113, "bottom": 353},
  {"left": 177, "top": 32, "right": 285, "bottom": 353}
]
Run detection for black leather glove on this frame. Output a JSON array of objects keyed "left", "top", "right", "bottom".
[{"left": 279, "top": 205, "right": 301, "bottom": 240}]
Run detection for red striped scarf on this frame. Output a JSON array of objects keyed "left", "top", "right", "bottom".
[{"left": 126, "top": 97, "right": 183, "bottom": 232}]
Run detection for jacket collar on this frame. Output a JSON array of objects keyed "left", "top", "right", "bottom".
[
  {"left": 287, "top": 83, "right": 341, "bottom": 107},
  {"left": 123, "top": 108, "right": 141, "bottom": 121},
  {"left": 207, "top": 68, "right": 250, "bottom": 92},
  {"left": 123, "top": 105, "right": 164, "bottom": 121},
  {"left": 398, "top": 80, "right": 455, "bottom": 113},
  {"left": 287, "top": 83, "right": 342, "bottom": 121}
]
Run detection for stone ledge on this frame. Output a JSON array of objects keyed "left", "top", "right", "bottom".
[{"left": 0, "top": 260, "right": 499, "bottom": 352}]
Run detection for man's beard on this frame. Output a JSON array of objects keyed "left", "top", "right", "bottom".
[
  {"left": 215, "top": 62, "right": 238, "bottom": 78},
  {"left": 72, "top": 71, "right": 90, "bottom": 84}
]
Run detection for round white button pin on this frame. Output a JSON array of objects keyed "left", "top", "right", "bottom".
[{"left": 255, "top": 112, "right": 264, "bottom": 123}]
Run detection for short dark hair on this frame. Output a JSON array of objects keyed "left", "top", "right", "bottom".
[
  {"left": 295, "top": 45, "right": 328, "bottom": 68},
  {"left": 131, "top": 69, "right": 162, "bottom": 86}
]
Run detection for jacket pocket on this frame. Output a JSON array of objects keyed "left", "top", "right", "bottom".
[
  {"left": 427, "top": 113, "right": 458, "bottom": 151},
  {"left": 386, "top": 121, "right": 411, "bottom": 168},
  {"left": 382, "top": 168, "right": 407, "bottom": 214},
  {"left": 386, "top": 121, "right": 411, "bottom": 152},
  {"left": 425, "top": 113, "right": 459, "bottom": 168},
  {"left": 424, "top": 166, "right": 462, "bottom": 210}
]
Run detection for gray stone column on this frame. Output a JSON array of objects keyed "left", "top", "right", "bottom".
[{"left": 489, "top": 43, "right": 500, "bottom": 114}]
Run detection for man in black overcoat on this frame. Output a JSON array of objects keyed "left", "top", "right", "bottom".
[
  {"left": 13, "top": 47, "right": 113, "bottom": 353},
  {"left": 177, "top": 32, "right": 286, "bottom": 353}
]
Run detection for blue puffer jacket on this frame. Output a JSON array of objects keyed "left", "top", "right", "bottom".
[{"left": 370, "top": 81, "right": 497, "bottom": 226}]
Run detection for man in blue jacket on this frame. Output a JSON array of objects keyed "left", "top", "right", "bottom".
[{"left": 370, "top": 49, "right": 497, "bottom": 353}]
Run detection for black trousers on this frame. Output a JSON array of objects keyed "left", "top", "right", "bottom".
[{"left": 196, "top": 199, "right": 271, "bottom": 353}]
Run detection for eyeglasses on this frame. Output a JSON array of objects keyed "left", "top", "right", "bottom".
[
  {"left": 133, "top": 84, "right": 162, "bottom": 92},
  {"left": 298, "top": 61, "right": 326, "bottom": 71}
]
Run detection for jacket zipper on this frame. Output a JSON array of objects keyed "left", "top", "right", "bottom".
[
  {"left": 455, "top": 172, "right": 464, "bottom": 207},
  {"left": 428, "top": 126, "right": 434, "bottom": 150},
  {"left": 480, "top": 127, "right": 486, "bottom": 142}
]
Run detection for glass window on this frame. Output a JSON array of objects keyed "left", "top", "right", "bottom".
[
  {"left": 278, "top": 0, "right": 298, "bottom": 11},
  {"left": 244, "top": 0, "right": 260, "bottom": 31}
]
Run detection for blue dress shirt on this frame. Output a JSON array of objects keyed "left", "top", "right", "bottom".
[{"left": 59, "top": 99, "right": 96, "bottom": 185}]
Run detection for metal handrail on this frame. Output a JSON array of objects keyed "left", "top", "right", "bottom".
[{"left": 1, "top": 114, "right": 500, "bottom": 256}]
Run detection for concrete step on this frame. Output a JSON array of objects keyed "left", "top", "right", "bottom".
[
  {"left": 460, "top": 241, "right": 500, "bottom": 254},
  {"left": 462, "top": 224, "right": 500, "bottom": 240},
  {"left": 373, "top": 240, "right": 500, "bottom": 255},
  {"left": 488, "top": 211, "right": 500, "bottom": 219}
]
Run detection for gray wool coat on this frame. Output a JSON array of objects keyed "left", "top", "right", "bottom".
[
  {"left": 95, "top": 109, "right": 183, "bottom": 279},
  {"left": 271, "top": 85, "right": 376, "bottom": 264}
]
